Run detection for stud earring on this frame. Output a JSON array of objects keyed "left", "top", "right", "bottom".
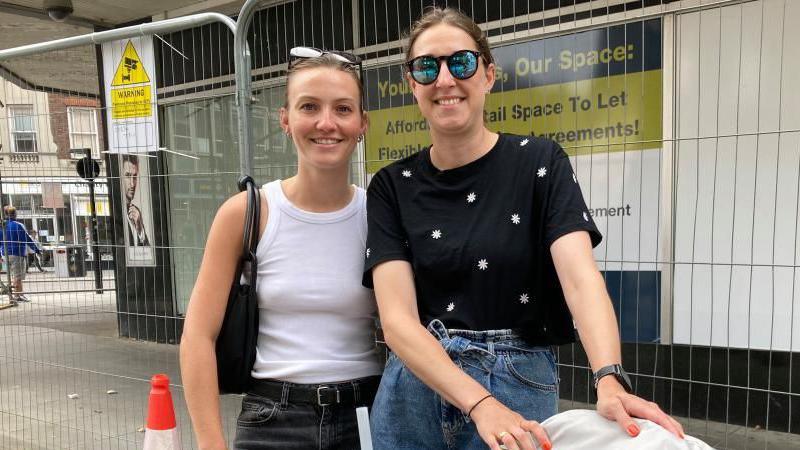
[{"left": 357, "top": 134, "right": 364, "bottom": 143}]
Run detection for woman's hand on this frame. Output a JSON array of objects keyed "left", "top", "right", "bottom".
[
  {"left": 595, "top": 376, "right": 685, "bottom": 439},
  {"left": 470, "top": 396, "right": 552, "bottom": 450}
]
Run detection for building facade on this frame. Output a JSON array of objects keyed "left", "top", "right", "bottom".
[{"left": 0, "top": 71, "right": 111, "bottom": 264}]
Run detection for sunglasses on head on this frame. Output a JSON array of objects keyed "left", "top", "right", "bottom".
[
  {"left": 289, "top": 46, "right": 362, "bottom": 69},
  {"left": 405, "top": 50, "right": 484, "bottom": 85}
]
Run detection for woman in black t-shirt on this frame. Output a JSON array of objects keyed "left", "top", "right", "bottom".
[{"left": 363, "top": 7, "right": 685, "bottom": 450}]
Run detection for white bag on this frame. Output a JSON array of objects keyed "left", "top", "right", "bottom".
[{"left": 540, "top": 409, "right": 715, "bottom": 450}]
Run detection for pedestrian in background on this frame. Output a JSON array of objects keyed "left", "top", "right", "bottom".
[{"left": 1, "top": 206, "right": 41, "bottom": 303}]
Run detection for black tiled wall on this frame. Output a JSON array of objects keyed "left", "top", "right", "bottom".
[{"left": 558, "top": 342, "right": 800, "bottom": 434}]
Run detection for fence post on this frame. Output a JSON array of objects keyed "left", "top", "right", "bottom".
[
  {"left": 0, "top": 176, "right": 13, "bottom": 304},
  {"left": 235, "top": 0, "right": 260, "bottom": 178}
]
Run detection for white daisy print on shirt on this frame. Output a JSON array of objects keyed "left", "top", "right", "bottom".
[
  {"left": 447, "top": 302, "right": 455, "bottom": 312},
  {"left": 520, "top": 138, "right": 529, "bottom": 147},
  {"left": 467, "top": 192, "right": 477, "bottom": 203},
  {"left": 477, "top": 259, "right": 488, "bottom": 270},
  {"left": 366, "top": 248, "right": 371, "bottom": 258},
  {"left": 431, "top": 229, "right": 442, "bottom": 239},
  {"left": 511, "top": 213, "right": 521, "bottom": 225},
  {"left": 537, "top": 167, "right": 547, "bottom": 178},
  {"left": 583, "top": 212, "right": 589, "bottom": 221},
  {"left": 520, "top": 293, "right": 530, "bottom": 304},
  {"left": 402, "top": 169, "right": 412, "bottom": 178}
]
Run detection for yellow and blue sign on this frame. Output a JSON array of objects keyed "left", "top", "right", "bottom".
[{"left": 364, "top": 19, "right": 662, "bottom": 173}]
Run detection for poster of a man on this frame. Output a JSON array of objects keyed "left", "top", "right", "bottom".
[
  {"left": 119, "top": 154, "right": 155, "bottom": 266},
  {"left": 122, "top": 154, "right": 149, "bottom": 246}
]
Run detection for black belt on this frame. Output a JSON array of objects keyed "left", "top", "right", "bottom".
[{"left": 248, "top": 376, "right": 381, "bottom": 407}]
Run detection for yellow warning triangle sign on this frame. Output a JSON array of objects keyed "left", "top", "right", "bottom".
[{"left": 111, "top": 41, "right": 150, "bottom": 86}]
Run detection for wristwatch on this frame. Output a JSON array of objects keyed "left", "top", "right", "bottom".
[{"left": 593, "top": 364, "right": 633, "bottom": 393}]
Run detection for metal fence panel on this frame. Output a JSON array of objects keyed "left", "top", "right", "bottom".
[{"left": 0, "top": 14, "right": 243, "bottom": 449}]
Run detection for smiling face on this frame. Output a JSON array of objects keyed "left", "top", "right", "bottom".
[
  {"left": 407, "top": 23, "right": 495, "bottom": 136},
  {"left": 280, "top": 67, "right": 367, "bottom": 171}
]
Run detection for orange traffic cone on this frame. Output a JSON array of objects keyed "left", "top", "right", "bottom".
[{"left": 143, "top": 374, "right": 182, "bottom": 450}]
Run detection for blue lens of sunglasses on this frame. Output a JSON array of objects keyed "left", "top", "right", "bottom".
[
  {"left": 409, "top": 50, "right": 479, "bottom": 84},
  {"left": 448, "top": 51, "right": 477, "bottom": 79},
  {"left": 410, "top": 58, "right": 440, "bottom": 84}
]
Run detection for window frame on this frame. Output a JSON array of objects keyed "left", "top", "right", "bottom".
[
  {"left": 67, "top": 107, "right": 100, "bottom": 157},
  {"left": 7, "top": 104, "right": 38, "bottom": 153}
]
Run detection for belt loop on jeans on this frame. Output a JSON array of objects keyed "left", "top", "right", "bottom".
[
  {"left": 427, "top": 319, "right": 450, "bottom": 340},
  {"left": 280, "top": 382, "right": 290, "bottom": 407}
]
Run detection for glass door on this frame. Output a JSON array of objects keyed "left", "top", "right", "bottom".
[{"left": 34, "top": 216, "right": 56, "bottom": 267}]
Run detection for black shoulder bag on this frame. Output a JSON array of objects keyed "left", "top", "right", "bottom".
[{"left": 216, "top": 175, "right": 261, "bottom": 394}]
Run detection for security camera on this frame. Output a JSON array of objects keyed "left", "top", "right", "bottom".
[{"left": 44, "top": 0, "right": 74, "bottom": 22}]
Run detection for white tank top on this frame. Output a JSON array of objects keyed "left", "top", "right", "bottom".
[{"left": 250, "top": 180, "right": 381, "bottom": 383}]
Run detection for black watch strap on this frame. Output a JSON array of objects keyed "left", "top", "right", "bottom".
[{"left": 593, "top": 364, "right": 633, "bottom": 393}]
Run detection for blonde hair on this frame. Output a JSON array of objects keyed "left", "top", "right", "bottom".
[{"left": 3, "top": 205, "right": 16, "bottom": 218}]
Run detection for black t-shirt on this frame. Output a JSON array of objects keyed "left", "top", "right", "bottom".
[{"left": 363, "top": 133, "right": 602, "bottom": 345}]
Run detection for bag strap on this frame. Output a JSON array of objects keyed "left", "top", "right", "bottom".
[{"left": 237, "top": 175, "right": 261, "bottom": 285}]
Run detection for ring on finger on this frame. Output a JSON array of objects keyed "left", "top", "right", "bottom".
[{"left": 498, "top": 431, "right": 510, "bottom": 440}]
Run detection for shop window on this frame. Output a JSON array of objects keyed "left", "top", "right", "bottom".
[
  {"left": 68, "top": 107, "right": 100, "bottom": 157},
  {"left": 56, "top": 203, "right": 73, "bottom": 244},
  {"left": 8, "top": 105, "right": 37, "bottom": 153},
  {"left": 9, "top": 194, "right": 33, "bottom": 214}
]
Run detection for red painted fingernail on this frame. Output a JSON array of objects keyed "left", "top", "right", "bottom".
[
  {"left": 543, "top": 442, "right": 552, "bottom": 450},
  {"left": 627, "top": 425, "right": 640, "bottom": 437}
]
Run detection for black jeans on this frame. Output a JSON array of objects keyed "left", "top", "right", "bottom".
[{"left": 234, "top": 376, "right": 380, "bottom": 450}]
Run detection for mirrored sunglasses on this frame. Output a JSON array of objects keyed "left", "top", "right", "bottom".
[{"left": 405, "top": 50, "right": 483, "bottom": 85}]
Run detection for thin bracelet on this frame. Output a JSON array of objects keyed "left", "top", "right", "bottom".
[{"left": 467, "top": 394, "right": 493, "bottom": 418}]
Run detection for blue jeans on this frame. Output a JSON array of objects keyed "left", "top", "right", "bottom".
[{"left": 370, "top": 320, "right": 558, "bottom": 450}]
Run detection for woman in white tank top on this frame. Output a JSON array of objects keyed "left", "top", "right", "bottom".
[{"left": 180, "top": 50, "right": 381, "bottom": 450}]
